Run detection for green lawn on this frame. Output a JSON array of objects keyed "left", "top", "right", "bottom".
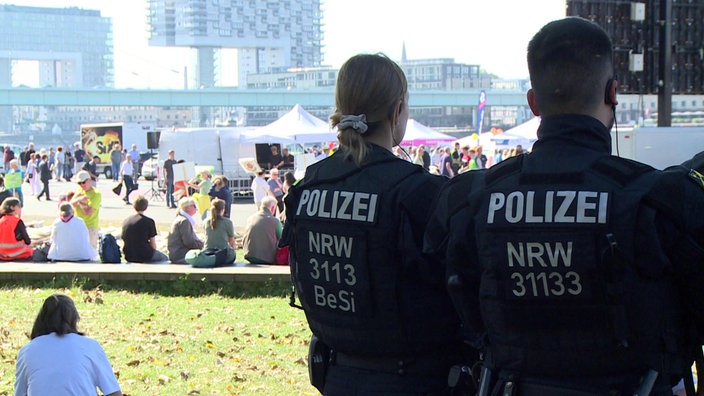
[{"left": 0, "top": 279, "right": 317, "bottom": 396}]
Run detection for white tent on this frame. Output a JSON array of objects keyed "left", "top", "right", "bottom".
[
  {"left": 489, "top": 132, "right": 527, "bottom": 147},
  {"left": 241, "top": 104, "right": 334, "bottom": 144},
  {"left": 503, "top": 117, "right": 540, "bottom": 141},
  {"left": 401, "top": 119, "right": 457, "bottom": 146},
  {"left": 479, "top": 117, "right": 541, "bottom": 150}
]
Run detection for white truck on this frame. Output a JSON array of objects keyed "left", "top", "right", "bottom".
[
  {"left": 80, "top": 122, "right": 154, "bottom": 179},
  {"left": 156, "top": 127, "right": 259, "bottom": 196},
  {"left": 611, "top": 126, "right": 704, "bottom": 169}
]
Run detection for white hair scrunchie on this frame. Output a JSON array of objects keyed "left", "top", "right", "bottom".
[{"left": 338, "top": 114, "right": 368, "bottom": 134}]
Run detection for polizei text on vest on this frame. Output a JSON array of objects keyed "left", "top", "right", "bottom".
[{"left": 487, "top": 190, "right": 608, "bottom": 224}]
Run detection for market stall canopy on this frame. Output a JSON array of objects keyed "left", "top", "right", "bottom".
[
  {"left": 240, "top": 104, "right": 334, "bottom": 144},
  {"left": 489, "top": 132, "right": 528, "bottom": 147},
  {"left": 503, "top": 117, "right": 541, "bottom": 145},
  {"left": 400, "top": 119, "right": 457, "bottom": 146}
]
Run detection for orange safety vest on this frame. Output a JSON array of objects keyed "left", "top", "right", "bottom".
[{"left": 0, "top": 215, "right": 33, "bottom": 260}]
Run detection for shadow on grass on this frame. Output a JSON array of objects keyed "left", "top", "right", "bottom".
[{"left": 0, "top": 276, "right": 294, "bottom": 299}]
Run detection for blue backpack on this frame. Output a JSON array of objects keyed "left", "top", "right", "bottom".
[{"left": 99, "top": 233, "right": 122, "bottom": 263}]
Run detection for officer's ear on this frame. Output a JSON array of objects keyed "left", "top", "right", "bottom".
[
  {"left": 396, "top": 97, "right": 405, "bottom": 118},
  {"left": 527, "top": 89, "right": 540, "bottom": 116},
  {"left": 604, "top": 78, "right": 619, "bottom": 109}
]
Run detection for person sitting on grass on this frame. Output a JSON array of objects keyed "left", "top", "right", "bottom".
[
  {"left": 167, "top": 197, "right": 204, "bottom": 264},
  {"left": 47, "top": 202, "right": 97, "bottom": 262},
  {"left": 0, "top": 197, "right": 33, "bottom": 261},
  {"left": 201, "top": 198, "right": 236, "bottom": 264},
  {"left": 242, "top": 196, "right": 282, "bottom": 264},
  {"left": 122, "top": 195, "right": 168, "bottom": 263},
  {"left": 15, "top": 294, "right": 122, "bottom": 396}
]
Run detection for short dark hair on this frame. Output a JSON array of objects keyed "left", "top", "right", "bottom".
[
  {"left": 1, "top": 197, "right": 20, "bottom": 214},
  {"left": 134, "top": 195, "right": 148, "bottom": 212},
  {"left": 30, "top": 294, "right": 82, "bottom": 339},
  {"left": 527, "top": 17, "right": 614, "bottom": 115}
]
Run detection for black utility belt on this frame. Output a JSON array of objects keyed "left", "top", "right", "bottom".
[{"left": 333, "top": 351, "right": 443, "bottom": 376}]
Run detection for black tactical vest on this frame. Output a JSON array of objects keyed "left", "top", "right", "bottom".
[
  {"left": 283, "top": 149, "right": 458, "bottom": 357},
  {"left": 469, "top": 154, "right": 690, "bottom": 380}
]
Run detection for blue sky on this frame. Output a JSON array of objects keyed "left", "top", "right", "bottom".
[{"left": 7, "top": 0, "right": 566, "bottom": 88}]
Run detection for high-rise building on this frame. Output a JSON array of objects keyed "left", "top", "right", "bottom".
[
  {"left": 0, "top": 4, "right": 113, "bottom": 88},
  {"left": 147, "top": 0, "right": 323, "bottom": 88}
]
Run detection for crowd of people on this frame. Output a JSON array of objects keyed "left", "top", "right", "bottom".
[
  {"left": 0, "top": 143, "right": 290, "bottom": 266},
  {"left": 397, "top": 141, "right": 526, "bottom": 177}
]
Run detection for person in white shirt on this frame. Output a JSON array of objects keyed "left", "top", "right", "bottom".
[
  {"left": 250, "top": 170, "right": 271, "bottom": 206},
  {"left": 54, "top": 146, "right": 65, "bottom": 181},
  {"left": 119, "top": 153, "right": 136, "bottom": 204},
  {"left": 47, "top": 203, "right": 98, "bottom": 261},
  {"left": 15, "top": 294, "right": 122, "bottom": 396},
  {"left": 128, "top": 144, "right": 140, "bottom": 179}
]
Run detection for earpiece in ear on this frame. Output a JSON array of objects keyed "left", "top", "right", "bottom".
[{"left": 604, "top": 78, "right": 614, "bottom": 105}]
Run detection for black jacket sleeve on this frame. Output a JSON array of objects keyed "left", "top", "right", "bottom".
[{"left": 15, "top": 219, "right": 31, "bottom": 245}]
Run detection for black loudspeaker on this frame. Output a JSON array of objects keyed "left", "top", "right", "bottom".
[{"left": 146, "top": 131, "right": 160, "bottom": 150}]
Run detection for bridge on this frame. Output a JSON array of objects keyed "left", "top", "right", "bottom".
[{"left": 0, "top": 88, "right": 529, "bottom": 107}]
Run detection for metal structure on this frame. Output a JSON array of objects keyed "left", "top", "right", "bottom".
[
  {"left": 0, "top": 88, "right": 528, "bottom": 108},
  {"left": 568, "top": 0, "right": 704, "bottom": 126}
]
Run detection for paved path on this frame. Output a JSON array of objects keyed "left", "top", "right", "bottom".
[{"left": 0, "top": 261, "right": 290, "bottom": 283}]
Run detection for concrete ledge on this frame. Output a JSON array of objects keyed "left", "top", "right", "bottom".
[{"left": 0, "top": 262, "right": 290, "bottom": 282}]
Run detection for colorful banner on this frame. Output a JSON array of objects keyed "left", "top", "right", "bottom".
[
  {"left": 477, "top": 90, "right": 487, "bottom": 134},
  {"left": 81, "top": 125, "right": 122, "bottom": 165}
]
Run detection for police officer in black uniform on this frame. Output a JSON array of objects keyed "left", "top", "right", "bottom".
[
  {"left": 425, "top": 17, "right": 704, "bottom": 396},
  {"left": 281, "top": 53, "right": 464, "bottom": 395}
]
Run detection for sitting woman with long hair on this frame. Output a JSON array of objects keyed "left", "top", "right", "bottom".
[
  {"left": 202, "top": 198, "right": 236, "bottom": 264},
  {"left": 0, "top": 197, "right": 33, "bottom": 260},
  {"left": 15, "top": 294, "right": 122, "bottom": 396}
]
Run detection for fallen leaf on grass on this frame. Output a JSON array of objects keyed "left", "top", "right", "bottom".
[{"left": 126, "top": 360, "right": 140, "bottom": 367}]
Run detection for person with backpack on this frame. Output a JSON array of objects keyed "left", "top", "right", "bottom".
[{"left": 70, "top": 171, "right": 101, "bottom": 250}]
